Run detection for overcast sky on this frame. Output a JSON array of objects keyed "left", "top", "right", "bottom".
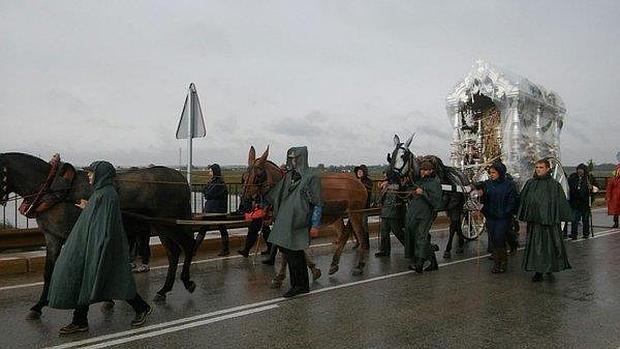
[{"left": 1, "top": 0, "right": 618, "bottom": 167}]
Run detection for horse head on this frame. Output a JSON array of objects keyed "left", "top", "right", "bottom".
[
  {"left": 241, "top": 146, "right": 282, "bottom": 202},
  {"left": 0, "top": 153, "right": 52, "bottom": 206},
  {"left": 386, "top": 133, "right": 419, "bottom": 182}
]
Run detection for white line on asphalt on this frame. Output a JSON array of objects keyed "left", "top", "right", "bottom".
[
  {"left": 46, "top": 304, "right": 279, "bottom": 349},
  {"left": 40, "top": 228, "right": 620, "bottom": 348},
  {"left": 0, "top": 228, "right": 448, "bottom": 291}
]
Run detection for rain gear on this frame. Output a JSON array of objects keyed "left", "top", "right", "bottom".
[
  {"left": 404, "top": 175, "right": 443, "bottom": 259},
  {"left": 48, "top": 161, "right": 136, "bottom": 309},
  {"left": 606, "top": 165, "right": 620, "bottom": 215},
  {"left": 203, "top": 163, "right": 228, "bottom": 213},
  {"left": 266, "top": 147, "right": 321, "bottom": 251},
  {"left": 519, "top": 172, "right": 573, "bottom": 273}
]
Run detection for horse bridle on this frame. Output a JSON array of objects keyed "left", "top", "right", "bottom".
[
  {"left": 389, "top": 145, "right": 412, "bottom": 178},
  {"left": 0, "top": 166, "right": 8, "bottom": 206},
  {"left": 242, "top": 163, "right": 271, "bottom": 201}
]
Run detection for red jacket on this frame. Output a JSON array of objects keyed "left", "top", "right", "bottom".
[{"left": 606, "top": 165, "right": 620, "bottom": 215}]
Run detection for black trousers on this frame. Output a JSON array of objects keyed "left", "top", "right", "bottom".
[
  {"left": 72, "top": 294, "right": 149, "bottom": 325},
  {"left": 279, "top": 247, "right": 309, "bottom": 291}
]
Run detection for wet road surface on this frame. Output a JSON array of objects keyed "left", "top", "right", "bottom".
[{"left": 1, "top": 208, "right": 618, "bottom": 349}]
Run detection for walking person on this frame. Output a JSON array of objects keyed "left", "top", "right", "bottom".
[
  {"left": 568, "top": 163, "right": 593, "bottom": 239},
  {"left": 404, "top": 161, "right": 443, "bottom": 273},
  {"left": 203, "top": 163, "right": 230, "bottom": 256},
  {"left": 266, "top": 146, "right": 322, "bottom": 298},
  {"left": 475, "top": 160, "right": 518, "bottom": 273},
  {"left": 606, "top": 164, "right": 620, "bottom": 229},
  {"left": 375, "top": 170, "right": 406, "bottom": 257},
  {"left": 519, "top": 159, "right": 573, "bottom": 282},
  {"left": 47, "top": 161, "right": 152, "bottom": 335}
]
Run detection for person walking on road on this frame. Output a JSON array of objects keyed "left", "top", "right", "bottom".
[
  {"left": 404, "top": 161, "right": 443, "bottom": 273},
  {"left": 519, "top": 159, "right": 573, "bottom": 282},
  {"left": 47, "top": 161, "right": 152, "bottom": 335},
  {"left": 266, "top": 146, "right": 322, "bottom": 298},
  {"left": 475, "top": 160, "right": 518, "bottom": 273},
  {"left": 203, "top": 163, "right": 230, "bottom": 256},
  {"left": 606, "top": 164, "right": 620, "bottom": 229},
  {"left": 568, "top": 163, "right": 594, "bottom": 239}
]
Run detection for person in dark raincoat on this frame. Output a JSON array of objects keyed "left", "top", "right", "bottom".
[
  {"left": 203, "top": 163, "right": 230, "bottom": 256},
  {"left": 266, "top": 146, "right": 322, "bottom": 298},
  {"left": 568, "top": 163, "right": 593, "bottom": 239},
  {"left": 519, "top": 159, "right": 573, "bottom": 282},
  {"left": 475, "top": 160, "right": 518, "bottom": 273},
  {"left": 375, "top": 169, "right": 405, "bottom": 257},
  {"left": 404, "top": 161, "right": 443, "bottom": 273},
  {"left": 354, "top": 165, "right": 373, "bottom": 249},
  {"left": 47, "top": 161, "right": 151, "bottom": 335}
]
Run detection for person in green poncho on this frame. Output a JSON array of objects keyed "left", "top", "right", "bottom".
[
  {"left": 404, "top": 161, "right": 443, "bottom": 273},
  {"left": 47, "top": 161, "right": 152, "bottom": 335},
  {"left": 519, "top": 159, "right": 573, "bottom": 282},
  {"left": 266, "top": 147, "right": 322, "bottom": 298}
]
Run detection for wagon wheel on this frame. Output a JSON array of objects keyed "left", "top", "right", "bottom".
[
  {"left": 548, "top": 156, "right": 570, "bottom": 230},
  {"left": 461, "top": 207, "right": 486, "bottom": 240}
]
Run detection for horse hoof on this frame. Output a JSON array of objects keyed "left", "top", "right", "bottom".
[
  {"left": 101, "top": 301, "right": 115, "bottom": 312},
  {"left": 351, "top": 267, "right": 363, "bottom": 276},
  {"left": 270, "top": 279, "right": 283, "bottom": 289},
  {"left": 26, "top": 310, "right": 42, "bottom": 320},
  {"left": 443, "top": 251, "right": 451, "bottom": 259},
  {"left": 186, "top": 281, "right": 196, "bottom": 293},
  {"left": 328, "top": 265, "right": 339, "bottom": 275},
  {"left": 311, "top": 268, "right": 322, "bottom": 281},
  {"left": 153, "top": 293, "right": 166, "bottom": 303}
]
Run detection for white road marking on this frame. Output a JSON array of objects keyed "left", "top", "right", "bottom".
[{"left": 46, "top": 304, "right": 279, "bottom": 349}]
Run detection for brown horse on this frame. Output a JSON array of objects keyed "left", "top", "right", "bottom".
[
  {"left": 242, "top": 146, "right": 369, "bottom": 275},
  {"left": 0, "top": 152, "right": 199, "bottom": 319}
]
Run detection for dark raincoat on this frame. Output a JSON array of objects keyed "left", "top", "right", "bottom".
[
  {"left": 48, "top": 161, "right": 136, "bottom": 309},
  {"left": 519, "top": 172, "right": 573, "bottom": 273},
  {"left": 203, "top": 163, "right": 228, "bottom": 213},
  {"left": 266, "top": 147, "right": 321, "bottom": 251},
  {"left": 404, "top": 175, "right": 443, "bottom": 259}
]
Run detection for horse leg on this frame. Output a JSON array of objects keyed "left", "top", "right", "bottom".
[
  {"left": 27, "top": 231, "right": 62, "bottom": 320},
  {"left": 329, "top": 218, "right": 349, "bottom": 275},
  {"left": 304, "top": 249, "right": 321, "bottom": 281},
  {"left": 271, "top": 248, "right": 287, "bottom": 289},
  {"left": 178, "top": 230, "right": 197, "bottom": 293},
  {"left": 452, "top": 209, "right": 465, "bottom": 254},
  {"left": 350, "top": 213, "right": 369, "bottom": 276},
  {"left": 154, "top": 234, "right": 180, "bottom": 302},
  {"left": 444, "top": 223, "right": 455, "bottom": 259}
]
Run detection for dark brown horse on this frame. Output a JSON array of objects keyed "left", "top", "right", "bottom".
[
  {"left": 242, "top": 146, "right": 369, "bottom": 275},
  {"left": 0, "top": 152, "right": 199, "bottom": 319}
]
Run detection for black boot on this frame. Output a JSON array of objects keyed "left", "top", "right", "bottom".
[
  {"left": 491, "top": 248, "right": 507, "bottom": 273},
  {"left": 218, "top": 228, "right": 230, "bottom": 256},
  {"left": 613, "top": 216, "right": 619, "bottom": 229},
  {"left": 408, "top": 258, "right": 424, "bottom": 274},
  {"left": 532, "top": 272, "right": 543, "bottom": 282}
]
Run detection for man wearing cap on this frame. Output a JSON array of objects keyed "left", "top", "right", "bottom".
[
  {"left": 266, "top": 147, "right": 322, "bottom": 297},
  {"left": 404, "top": 161, "right": 443, "bottom": 273},
  {"left": 568, "top": 163, "right": 593, "bottom": 239}
]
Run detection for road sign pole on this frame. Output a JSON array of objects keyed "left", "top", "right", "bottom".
[{"left": 187, "top": 85, "right": 193, "bottom": 186}]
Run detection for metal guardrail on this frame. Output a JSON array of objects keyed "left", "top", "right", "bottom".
[{"left": 0, "top": 176, "right": 611, "bottom": 230}]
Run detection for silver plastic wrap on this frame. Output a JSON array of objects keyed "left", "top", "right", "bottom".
[{"left": 446, "top": 60, "right": 566, "bottom": 189}]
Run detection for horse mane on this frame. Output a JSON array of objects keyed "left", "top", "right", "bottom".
[{"left": 0, "top": 152, "right": 50, "bottom": 169}]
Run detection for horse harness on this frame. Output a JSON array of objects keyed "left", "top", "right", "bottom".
[{"left": 18, "top": 157, "right": 77, "bottom": 218}]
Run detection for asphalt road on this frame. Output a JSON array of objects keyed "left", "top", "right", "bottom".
[{"left": 0, "top": 208, "right": 618, "bottom": 349}]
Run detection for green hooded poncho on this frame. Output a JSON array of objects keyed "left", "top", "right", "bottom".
[
  {"left": 266, "top": 147, "right": 321, "bottom": 251},
  {"left": 404, "top": 175, "right": 443, "bottom": 259},
  {"left": 519, "top": 172, "right": 573, "bottom": 273},
  {"left": 48, "top": 161, "right": 136, "bottom": 309}
]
